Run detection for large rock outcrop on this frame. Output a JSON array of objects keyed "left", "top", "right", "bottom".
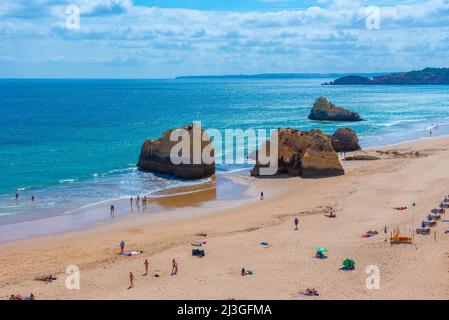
[
  {"left": 137, "top": 124, "right": 215, "bottom": 179},
  {"left": 330, "top": 128, "right": 361, "bottom": 152},
  {"left": 251, "top": 128, "right": 344, "bottom": 178},
  {"left": 308, "top": 97, "right": 363, "bottom": 122}
]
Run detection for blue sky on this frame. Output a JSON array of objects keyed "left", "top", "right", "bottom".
[{"left": 0, "top": 0, "right": 448, "bottom": 78}]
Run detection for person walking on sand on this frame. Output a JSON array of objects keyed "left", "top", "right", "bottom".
[
  {"left": 294, "top": 217, "right": 299, "bottom": 230},
  {"left": 128, "top": 272, "right": 134, "bottom": 289},
  {"left": 144, "top": 259, "right": 149, "bottom": 276},
  {"left": 120, "top": 240, "right": 125, "bottom": 254},
  {"left": 260, "top": 191, "right": 264, "bottom": 200},
  {"left": 171, "top": 259, "right": 178, "bottom": 276},
  {"left": 110, "top": 205, "right": 115, "bottom": 217},
  {"left": 130, "top": 197, "right": 133, "bottom": 206}
]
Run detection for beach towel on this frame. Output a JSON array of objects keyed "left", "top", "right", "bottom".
[
  {"left": 120, "top": 251, "right": 143, "bottom": 257},
  {"left": 192, "top": 249, "right": 205, "bottom": 257},
  {"left": 339, "top": 267, "right": 355, "bottom": 271}
]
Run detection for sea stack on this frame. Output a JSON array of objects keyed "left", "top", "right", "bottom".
[
  {"left": 137, "top": 124, "right": 215, "bottom": 179},
  {"left": 330, "top": 128, "right": 361, "bottom": 152},
  {"left": 308, "top": 97, "right": 363, "bottom": 122},
  {"left": 251, "top": 128, "right": 344, "bottom": 178}
]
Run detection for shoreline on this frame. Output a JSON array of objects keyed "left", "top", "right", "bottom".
[
  {"left": 1, "top": 131, "right": 449, "bottom": 243},
  {"left": 0, "top": 174, "right": 251, "bottom": 243},
  {"left": 1, "top": 135, "right": 449, "bottom": 299}
]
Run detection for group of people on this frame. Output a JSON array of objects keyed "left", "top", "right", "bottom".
[
  {"left": 109, "top": 194, "right": 152, "bottom": 217},
  {"left": 9, "top": 293, "right": 35, "bottom": 300},
  {"left": 127, "top": 259, "right": 178, "bottom": 289},
  {"left": 14, "top": 190, "right": 35, "bottom": 203},
  {"left": 130, "top": 194, "right": 149, "bottom": 210},
  {"left": 122, "top": 238, "right": 178, "bottom": 289}
]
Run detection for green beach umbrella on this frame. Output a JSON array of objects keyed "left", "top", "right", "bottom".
[
  {"left": 316, "top": 248, "right": 328, "bottom": 253},
  {"left": 343, "top": 258, "right": 355, "bottom": 268}
]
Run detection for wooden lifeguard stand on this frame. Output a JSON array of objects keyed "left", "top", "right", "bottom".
[{"left": 390, "top": 228, "right": 414, "bottom": 245}]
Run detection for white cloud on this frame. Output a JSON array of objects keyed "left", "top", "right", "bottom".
[{"left": 0, "top": 0, "right": 448, "bottom": 77}]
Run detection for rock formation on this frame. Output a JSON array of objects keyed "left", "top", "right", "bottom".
[
  {"left": 308, "top": 97, "right": 363, "bottom": 122},
  {"left": 251, "top": 128, "right": 344, "bottom": 178},
  {"left": 330, "top": 128, "right": 361, "bottom": 152},
  {"left": 137, "top": 124, "right": 215, "bottom": 179}
]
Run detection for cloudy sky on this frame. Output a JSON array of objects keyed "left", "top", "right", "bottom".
[{"left": 1, "top": 0, "right": 448, "bottom": 78}]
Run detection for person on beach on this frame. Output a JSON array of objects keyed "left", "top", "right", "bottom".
[
  {"left": 128, "top": 272, "right": 134, "bottom": 289},
  {"left": 260, "top": 191, "right": 264, "bottom": 200},
  {"left": 136, "top": 194, "right": 140, "bottom": 205},
  {"left": 15, "top": 190, "right": 19, "bottom": 201},
  {"left": 144, "top": 259, "right": 149, "bottom": 276},
  {"left": 130, "top": 197, "right": 133, "bottom": 206},
  {"left": 110, "top": 205, "right": 115, "bottom": 217},
  {"left": 241, "top": 268, "right": 246, "bottom": 276},
  {"left": 430, "top": 130, "right": 432, "bottom": 136},
  {"left": 294, "top": 217, "right": 299, "bottom": 230},
  {"left": 171, "top": 259, "right": 178, "bottom": 276},
  {"left": 31, "top": 195, "right": 35, "bottom": 202},
  {"left": 120, "top": 240, "right": 125, "bottom": 254}
]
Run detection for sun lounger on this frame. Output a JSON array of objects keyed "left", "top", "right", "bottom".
[
  {"left": 415, "top": 228, "right": 430, "bottom": 235},
  {"left": 422, "top": 221, "right": 437, "bottom": 228},
  {"left": 390, "top": 229, "right": 413, "bottom": 244}
]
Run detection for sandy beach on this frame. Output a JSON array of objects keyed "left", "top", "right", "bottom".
[{"left": 1, "top": 135, "right": 449, "bottom": 300}]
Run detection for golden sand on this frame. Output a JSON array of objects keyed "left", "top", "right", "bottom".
[{"left": 1, "top": 136, "right": 449, "bottom": 300}]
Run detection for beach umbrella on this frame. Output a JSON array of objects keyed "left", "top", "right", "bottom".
[
  {"left": 343, "top": 258, "right": 355, "bottom": 268},
  {"left": 316, "top": 248, "right": 328, "bottom": 253}
]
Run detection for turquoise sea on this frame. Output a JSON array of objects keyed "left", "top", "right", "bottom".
[{"left": 1, "top": 78, "right": 449, "bottom": 224}]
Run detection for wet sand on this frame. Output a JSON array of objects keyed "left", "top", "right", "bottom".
[
  {"left": 0, "top": 175, "right": 248, "bottom": 243},
  {"left": 1, "top": 136, "right": 449, "bottom": 299}
]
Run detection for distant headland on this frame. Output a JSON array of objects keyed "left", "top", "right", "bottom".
[
  {"left": 323, "top": 67, "right": 449, "bottom": 85},
  {"left": 175, "top": 72, "right": 386, "bottom": 80}
]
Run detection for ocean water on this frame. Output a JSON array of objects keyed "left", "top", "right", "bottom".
[{"left": 1, "top": 78, "right": 449, "bottom": 223}]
